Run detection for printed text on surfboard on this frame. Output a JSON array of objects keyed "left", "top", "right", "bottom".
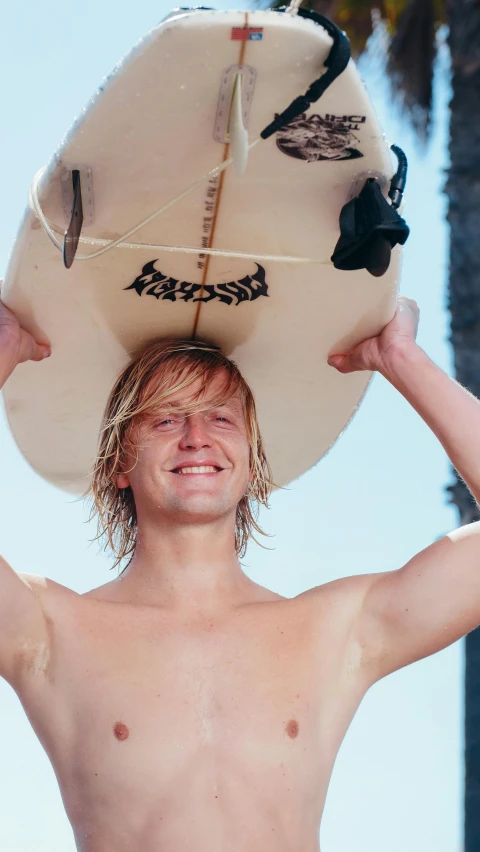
[{"left": 124, "top": 261, "right": 269, "bottom": 306}]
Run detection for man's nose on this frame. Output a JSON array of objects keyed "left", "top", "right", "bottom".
[{"left": 179, "top": 414, "right": 212, "bottom": 449}]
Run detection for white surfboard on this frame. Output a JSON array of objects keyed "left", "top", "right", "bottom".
[{"left": 1, "top": 6, "right": 405, "bottom": 494}]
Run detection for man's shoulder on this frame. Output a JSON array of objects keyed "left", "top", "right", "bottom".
[
  {"left": 293, "top": 573, "right": 378, "bottom": 620},
  {"left": 17, "top": 572, "right": 79, "bottom": 610}
]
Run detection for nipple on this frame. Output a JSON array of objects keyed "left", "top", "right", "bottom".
[
  {"left": 113, "top": 722, "right": 129, "bottom": 741},
  {"left": 286, "top": 719, "right": 299, "bottom": 738}
]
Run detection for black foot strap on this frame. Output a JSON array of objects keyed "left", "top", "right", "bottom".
[{"left": 331, "top": 146, "right": 410, "bottom": 277}]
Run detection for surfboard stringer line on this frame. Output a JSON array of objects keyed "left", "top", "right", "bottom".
[{"left": 191, "top": 10, "right": 250, "bottom": 340}]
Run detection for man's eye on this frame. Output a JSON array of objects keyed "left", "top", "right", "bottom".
[{"left": 215, "top": 416, "right": 230, "bottom": 423}]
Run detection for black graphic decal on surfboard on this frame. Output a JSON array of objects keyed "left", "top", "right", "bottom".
[
  {"left": 276, "top": 113, "right": 366, "bottom": 162},
  {"left": 125, "top": 261, "right": 269, "bottom": 306}
]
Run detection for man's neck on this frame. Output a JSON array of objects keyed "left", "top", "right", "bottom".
[{"left": 103, "top": 516, "right": 261, "bottom": 614}]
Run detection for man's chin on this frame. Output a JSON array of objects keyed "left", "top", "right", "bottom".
[{"left": 159, "top": 495, "right": 237, "bottom": 523}]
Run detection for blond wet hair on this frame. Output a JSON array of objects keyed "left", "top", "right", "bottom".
[{"left": 85, "top": 338, "right": 276, "bottom": 572}]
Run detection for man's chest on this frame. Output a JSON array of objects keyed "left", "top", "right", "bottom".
[
  {"left": 16, "top": 595, "right": 364, "bottom": 814},
  {"left": 58, "top": 609, "right": 322, "bottom": 757}
]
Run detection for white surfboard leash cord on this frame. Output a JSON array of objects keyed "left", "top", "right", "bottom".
[
  {"left": 29, "top": 141, "right": 325, "bottom": 267},
  {"left": 28, "top": 6, "right": 351, "bottom": 268}
]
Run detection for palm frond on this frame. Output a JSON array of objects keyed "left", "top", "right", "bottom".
[
  {"left": 263, "top": 0, "right": 446, "bottom": 139},
  {"left": 386, "top": 0, "right": 438, "bottom": 141}
]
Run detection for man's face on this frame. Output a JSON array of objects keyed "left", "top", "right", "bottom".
[{"left": 116, "top": 370, "right": 251, "bottom": 525}]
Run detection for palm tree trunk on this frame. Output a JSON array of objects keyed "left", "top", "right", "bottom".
[{"left": 444, "top": 1, "right": 480, "bottom": 848}]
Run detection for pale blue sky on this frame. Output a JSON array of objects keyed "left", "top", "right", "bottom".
[{"left": 0, "top": 4, "right": 462, "bottom": 852}]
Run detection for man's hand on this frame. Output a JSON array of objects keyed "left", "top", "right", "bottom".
[
  {"left": 0, "top": 280, "right": 51, "bottom": 389},
  {"left": 327, "top": 295, "right": 420, "bottom": 374}
]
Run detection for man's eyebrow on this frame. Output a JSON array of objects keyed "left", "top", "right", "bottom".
[
  {"left": 213, "top": 399, "right": 242, "bottom": 412},
  {"left": 147, "top": 399, "right": 242, "bottom": 414}
]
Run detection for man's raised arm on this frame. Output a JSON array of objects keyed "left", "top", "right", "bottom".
[
  {"left": 0, "top": 288, "right": 52, "bottom": 685},
  {"left": 0, "top": 557, "right": 52, "bottom": 685},
  {"left": 327, "top": 296, "right": 480, "bottom": 681}
]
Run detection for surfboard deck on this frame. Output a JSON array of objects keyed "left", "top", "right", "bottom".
[{"left": 1, "top": 8, "right": 401, "bottom": 493}]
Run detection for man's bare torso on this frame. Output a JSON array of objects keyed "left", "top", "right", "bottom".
[{"left": 11, "top": 575, "right": 373, "bottom": 852}]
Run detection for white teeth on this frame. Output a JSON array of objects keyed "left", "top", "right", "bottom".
[{"left": 176, "top": 466, "right": 219, "bottom": 474}]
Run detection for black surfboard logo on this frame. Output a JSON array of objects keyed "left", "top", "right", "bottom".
[
  {"left": 276, "top": 112, "right": 366, "bottom": 162},
  {"left": 124, "top": 261, "right": 269, "bottom": 306}
]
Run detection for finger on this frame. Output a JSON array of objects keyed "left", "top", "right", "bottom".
[
  {"left": 327, "top": 354, "right": 343, "bottom": 368},
  {"left": 32, "top": 343, "right": 52, "bottom": 361},
  {"left": 30, "top": 340, "right": 51, "bottom": 361},
  {"left": 327, "top": 354, "right": 351, "bottom": 372},
  {"left": 19, "top": 329, "right": 51, "bottom": 363}
]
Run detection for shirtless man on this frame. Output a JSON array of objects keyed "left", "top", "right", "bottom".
[{"left": 1, "top": 291, "right": 480, "bottom": 852}]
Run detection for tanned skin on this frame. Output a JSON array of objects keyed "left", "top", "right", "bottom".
[{"left": 1, "top": 288, "right": 480, "bottom": 852}]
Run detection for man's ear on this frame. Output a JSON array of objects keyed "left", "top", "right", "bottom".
[{"left": 116, "top": 472, "right": 130, "bottom": 489}]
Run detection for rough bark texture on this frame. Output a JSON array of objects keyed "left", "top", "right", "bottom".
[
  {"left": 444, "top": 2, "right": 480, "bottom": 849},
  {"left": 387, "top": 0, "right": 437, "bottom": 140}
]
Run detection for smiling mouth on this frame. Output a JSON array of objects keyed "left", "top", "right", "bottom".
[{"left": 171, "top": 466, "right": 223, "bottom": 475}]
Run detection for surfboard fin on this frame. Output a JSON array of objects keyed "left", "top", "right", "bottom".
[
  {"left": 227, "top": 72, "right": 249, "bottom": 176},
  {"left": 331, "top": 178, "right": 410, "bottom": 277},
  {"left": 63, "top": 169, "right": 84, "bottom": 269}
]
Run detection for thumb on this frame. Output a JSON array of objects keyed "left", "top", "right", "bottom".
[
  {"left": 33, "top": 342, "right": 52, "bottom": 361},
  {"left": 327, "top": 353, "right": 350, "bottom": 371},
  {"left": 19, "top": 328, "right": 51, "bottom": 363}
]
